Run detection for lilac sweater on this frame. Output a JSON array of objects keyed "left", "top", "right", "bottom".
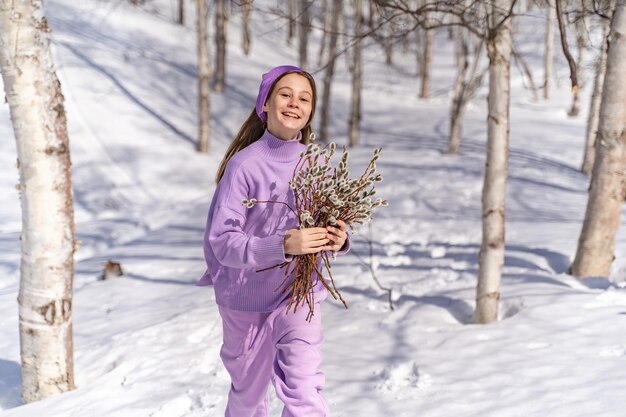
[{"left": 198, "top": 130, "right": 350, "bottom": 312}]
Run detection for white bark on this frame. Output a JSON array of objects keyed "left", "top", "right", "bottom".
[
  {"left": 582, "top": 20, "right": 611, "bottom": 175},
  {"left": 544, "top": 0, "right": 554, "bottom": 99},
  {"left": 570, "top": 3, "right": 626, "bottom": 278},
  {"left": 419, "top": 21, "right": 432, "bottom": 99},
  {"left": 214, "top": 0, "right": 227, "bottom": 93},
  {"left": 287, "top": 0, "right": 296, "bottom": 45},
  {"left": 476, "top": 0, "right": 513, "bottom": 324},
  {"left": 568, "top": 13, "right": 589, "bottom": 117},
  {"left": 176, "top": 0, "right": 184, "bottom": 25},
  {"left": 319, "top": 0, "right": 342, "bottom": 142},
  {"left": 348, "top": 0, "right": 362, "bottom": 148},
  {"left": 197, "top": 0, "right": 211, "bottom": 153},
  {"left": 298, "top": 0, "right": 311, "bottom": 69},
  {"left": 241, "top": 1, "right": 252, "bottom": 56},
  {"left": 317, "top": 0, "right": 329, "bottom": 66},
  {"left": 449, "top": 27, "right": 469, "bottom": 154},
  {"left": 0, "top": 0, "right": 76, "bottom": 402}
]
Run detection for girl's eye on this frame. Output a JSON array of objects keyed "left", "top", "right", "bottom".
[
  {"left": 280, "top": 93, "right": 290, "bottom": 98},
  {"left": 300, "top": 98, "right": 309, "bottom": 102}
]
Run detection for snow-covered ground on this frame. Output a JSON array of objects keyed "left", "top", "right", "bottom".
[{"left": 1, "top": 1, "right": 626, "bottom": 416}]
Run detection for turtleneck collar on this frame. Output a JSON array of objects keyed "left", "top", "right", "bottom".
[{"left": 255, "top": 129, "right": 305, "bottom": 162}]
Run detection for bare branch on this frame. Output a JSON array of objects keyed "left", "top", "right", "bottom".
[{"left": 555, "top": 0, "right": 578, "bottom": 92}]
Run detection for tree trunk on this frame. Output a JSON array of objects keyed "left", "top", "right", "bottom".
[
  {"left": 419, "top": 22, "right": 432, "bottom": 99},
  {"left": 544, "top": 0, "right": 554, "bottom": 99},
  {"left": 0, "top": 0, "right": 76, "bottom": 402},
  {"left": 475, "top": 0, "right": 513, "bottom": 324},
  {"left": 287, "top": 0, "right": 296, "bottom": 45},
  {"left": 570, "top": 3, "right": 626, "bottom": 278},
  {"left": 197, "top": 0, "right": 211, "bottom": 153},
  {"left": 449, "top": 27, "right": 469, "bottom": 154},
  {"left": 568, "top": 13, "right": 589, "bottom": 117},
  {"left": 319, "top": 0, "right": 342, "bottom": 142},
  {"left": 298, "top": 0, "right": 311, "bottom": 69},
  {"left": 317, "top": 0, "right": 329, "bottom": 66},
  {"left": 176, "top": 0, "right": 184, "bottom": 25},
  {"left": 582, "top": 19, "right": 611, "bottom": 175},
  {"left": 214, "top": 0, "right": 227, "bottom": 93},
  {"left": 241, "top": 0, "right": 252, "bottom": 56},
  {"left": 348, "top": 0, "right": 362, "bottom": 148}
]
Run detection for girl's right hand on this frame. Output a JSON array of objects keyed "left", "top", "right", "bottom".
[{"left": 283, "top": 228, "right": 330, "bottom": 255}]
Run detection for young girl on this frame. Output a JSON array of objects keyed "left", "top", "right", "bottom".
[{"left": 198, "top": 65, "right": 350, "bottom": 417}]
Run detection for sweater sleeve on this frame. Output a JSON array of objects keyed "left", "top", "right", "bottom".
[{"left": 207, "top": 161, "right": 290, "bottom": 269}]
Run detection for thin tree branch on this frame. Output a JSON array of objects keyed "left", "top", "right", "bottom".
[{"left": 555, "top": 0, "right": 578, "bottom": 92}]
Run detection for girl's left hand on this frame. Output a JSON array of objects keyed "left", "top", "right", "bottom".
[{"left": 322, "top": 219, "right": 347, "bottom": 252}]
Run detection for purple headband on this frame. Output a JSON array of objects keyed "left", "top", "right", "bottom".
[{"left": 255, "top": 65, "right": 304, "bottom": 123}]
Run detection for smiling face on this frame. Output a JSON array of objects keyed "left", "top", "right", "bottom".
[{"left": 262, "top": 73, "right": 314, "bottom": 141}]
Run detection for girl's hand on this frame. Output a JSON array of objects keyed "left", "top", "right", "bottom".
[
  {"left": 284, "top": 227, "right": 330, "bottom": 255},
  {"left": 321, "top": 220, "right": 347, "bottom": 252}
]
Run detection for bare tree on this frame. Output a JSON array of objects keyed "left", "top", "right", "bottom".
[
  {"left": 419, "top": 14, "right": 433, "bottom": 98},
  {"left": 448, "top": 25, "right": 485, "bottom": 154},
  {"left": 197, "top": 0, "right": 211, "bottom": 152},
  {"left": 570, "top": 2, "right": 626, "bottom": 278},
  {"left": 349, "top": 0, "right": 363, "bottom": 147},
  {"left": 319, "top": 0, "right": 343, "bottom": 142},
  {"left": 298, "top": 0, "right": 312, "bottom": 69},
  {"left": 176, "top": 0, "right": 185, "bottom": 25},
  {"left": 241, "top": 0, "right": 252, "bottom": 56},
  {"left": 475, "top": 0, "right": 514, "bottom": 324},
  {"left": 0, "top": 0, "right": 76, "bottom": 402},
  {"left": 317, "top": 0, "right": 329, "bottom": 66},
  {"left": 582, "top": 10, "right": 613, "bottom": 175},
  {"left": 568, "top": 7, "right": 590, "bottom": 117},
  {"left": 287, "top": 0, "right": 296, "bottom": 45},
  {"left": 214, "top": 0, "right": 228, "bottom": 93},
  {"left": 544, "top": 0, "right": 554, "bottom": 99}
]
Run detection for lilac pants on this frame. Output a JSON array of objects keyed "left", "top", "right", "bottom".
[{"left": 218, "top": 302, "right": 328, "bottom": 417}]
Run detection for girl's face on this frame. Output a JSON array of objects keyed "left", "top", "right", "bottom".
[{"left": 263, "top": 73, "right": 314, "bottom": 141}]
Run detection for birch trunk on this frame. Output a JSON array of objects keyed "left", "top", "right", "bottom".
[
  {"left": 348, "top": 0, "right": 362, "bottom": 148},
  {"left": 419, "top": 22, "right": 432, "bottom": 99},
  {"left": 241, "top": 0, "right": 252, "bottom": 56},
  {"left": 544, "top": 0, "right": 554, "bottom": 99},
  {"left": 568, "top": 14, "right": 589, "bottom": 117},
  {"left": 287, "top": 0, "right": 296, "bottom": 45},
  {"left": 214, "top": 0, "right": 227, "bottom": 93},
  {"left": 570, "top": 3, "right": 626, "bottom": 278},
  {"left": 197, "top": 0, "right": 211, "bottom": 153},
  {"left": 582, "top": 20, "right": 611, "bottom": 175},
  {"left": 319, "top": 0, "right": 342, "bottom": 142},
  {"left": 475, "top": 0, "right": 513, "bottom": 324},
  {"left": 298, "top": 0, "right": 311, "bottom": 69},
  {"left": 176, "top": 0, "right": 184, "bottom": 25},
  {"left": 317, "top": 0, "right": 328, "bottom": 66},
  {"left": 0, "top": 0, "right": 76, "bottom": 402},
  {"left": 449, "top": 27, "right": 468, "bottom": 154}
]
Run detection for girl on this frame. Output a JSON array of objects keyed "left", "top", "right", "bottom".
[{"left": 198, "top": 65, "right": 350, "bottom": 417}]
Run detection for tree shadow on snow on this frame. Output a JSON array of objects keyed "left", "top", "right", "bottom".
[{"left": 0, "top": 358, "right": 22, "bottom": 409}]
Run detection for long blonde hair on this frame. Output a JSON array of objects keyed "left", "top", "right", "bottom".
[{"left": 215, "top": 71, "right": 317, "bottom": 183}]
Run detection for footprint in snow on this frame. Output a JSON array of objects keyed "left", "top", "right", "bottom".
[{"left": 376, "top": 361, "right": 432, "bottom": 398}]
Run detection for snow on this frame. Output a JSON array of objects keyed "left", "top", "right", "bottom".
[{"left": 1, "top": 0, "right": 626, "bottom": 416}]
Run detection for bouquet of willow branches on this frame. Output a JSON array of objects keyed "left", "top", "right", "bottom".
[{"left": 242, "top": 139, "right": 388, "bottom": 321}]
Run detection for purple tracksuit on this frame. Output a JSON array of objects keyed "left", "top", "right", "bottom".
[{"left": 199, "top": 130, "right": 349, "bottom": 417}]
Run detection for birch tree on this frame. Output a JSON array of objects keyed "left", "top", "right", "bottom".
[
  {"left": 570, "top": 2, "right": 626, "bottom": 278},
  {"left": 287, "top": 0, "right": 296, "bottom": 45},
  {"left": 568, "top": 9, "right": 590, "bottom": 117},
  {"left": 197, "top": 0, "right": 211, "bottom": 152},
  {"left": 241, "top": 0, "right": 252, "bottom": 56},
  {"left": 214, "top": 0, "right": 227, "bottom": 93},
  {"left": 475, "top": 0, "right": 513, "bottom": 324},
  {"left": 176, "top": 0, "right": 185, "bottom": 25},
  {"left": 318, "top": 0, "right": 342, "bottom": 142},
  {"left": 298, "top": 0, "right": 311, "bottom": 69},
  {"left": 0, "top": 0, "right": 76, "bottom": 402},
  {"left": 544, "top": 0, "right": 554, "bottom": 99},
  {"left": 348, "top": 0, "right": 363, "bottom": 148},
  {"left": 419, "top": 16, "right": 432, "bottom": 98},
  {"left": 582, "top": 13, "right": 612, "bottom": 174}
]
